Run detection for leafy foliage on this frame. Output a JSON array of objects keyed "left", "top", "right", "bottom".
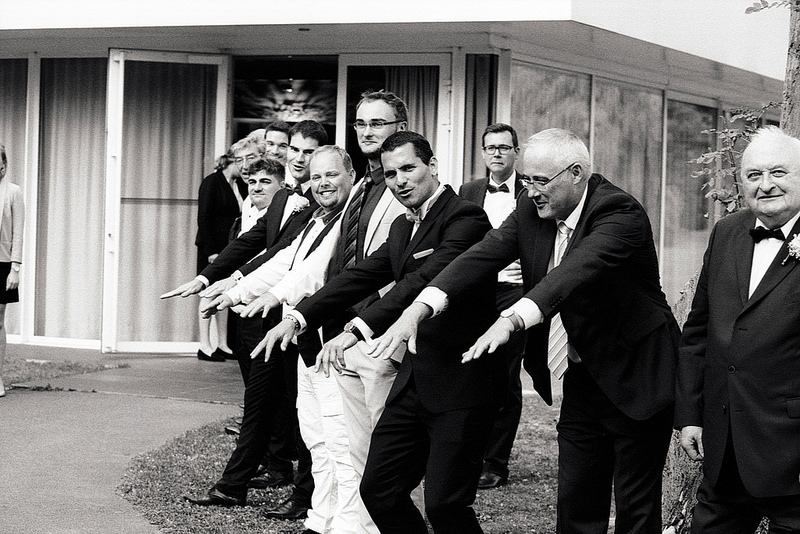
[
  {"left": 745, "top": 0, "right": 796, "bottom": 14},
  {"left": 688, "top": 104, "right": 780, "bottom": 215}
]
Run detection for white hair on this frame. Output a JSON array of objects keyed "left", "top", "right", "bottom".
[{"left": 525, "top": 128, "right": 592, "bottom": 175}]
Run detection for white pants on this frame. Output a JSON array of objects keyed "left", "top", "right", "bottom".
[
  {"left": 336, "top": 342, "right": 423, "bottom": 534},
  {"left": 297, "top": 358, "right": 359, "bottom": 534}
]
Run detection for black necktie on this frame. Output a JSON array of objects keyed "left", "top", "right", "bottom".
[
  {"left": 750, "top": 226, "right": 785, "bottom": 242},
  {"left": 487, "top": 182, "right": 509, "bottom": 194}
]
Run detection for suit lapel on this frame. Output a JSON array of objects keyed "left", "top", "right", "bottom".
[
  {"left": 265, "top": 189, "right": 290, "bottom": 245},
  {"left": 742, "top": 216, "right": 800, "bottom": 312},
  {"left": 364, "top": 183, "right": 396, "bottom": 255},
  {"left": 475, "top": 179, "right": 488, "bottom": 207},
  {"left": 399, "top": 187, "right": 454, "bottom": 268},
  {"left": 734, "top": 213, "right": 756, "bottom": 306}
]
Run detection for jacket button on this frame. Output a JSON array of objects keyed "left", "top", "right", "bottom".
[
  {"left": 722, "top": 404, "right": 727, "bottom": 414},
  {"left": 728, "top": 366, "right": 736, "bottom": 373}
]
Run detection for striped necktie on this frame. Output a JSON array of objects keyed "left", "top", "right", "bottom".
[
  {"left": 341, "top": 176, "right": 370, "bottom": 269},
  {"left": 547, "top": 221, "right": 571, "bottom": 379}
]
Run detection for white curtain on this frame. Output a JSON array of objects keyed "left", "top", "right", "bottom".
[
  {"left": 386, "top": 66, "right": 438, "bottom": 148},
  {"left": 118, "top": 60, "right": 216, "bottom": 342},
  {"left": 36, "top": 58, "right": 107, "bottom": 339}
]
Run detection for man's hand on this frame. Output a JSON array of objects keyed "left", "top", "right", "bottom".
[
  {"left": 502, "top": 260, "right": 523, "bottom": 283},
  {"left": 315, "top": 332, "right": 358, "bottom": 377},
  {"left": 679, "top": 425, "right": 704, "bottom": 461},
  {"left": 239, "top": 293, "right": 280, "bottom": 318},
  {"left": 200, "top": 294, "right": 234, "bottom": 318},
  {"left": 199, "top": 277, "right": 236, "bottom": 299},
  {"left": 251, "top": 318, "right": 298, "bottom": 361},
  {"left": 461, "top": 317, "right": 514, "bottom": 363},
  {"left": 368, "top": 302, "right": 431, "bottom": 361},
  {"left": 160, "top": 279, "right": 205, "bottom": 299}
]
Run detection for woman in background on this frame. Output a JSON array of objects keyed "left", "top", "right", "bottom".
[{"left": 0, "top": 144, "right": 24, "bottom": 397}]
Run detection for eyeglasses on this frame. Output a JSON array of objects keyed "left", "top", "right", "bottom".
[
  {"left": 482, "top": 144, "right": 515, "bottom": 155},
  {"left": 353, "top": 119, "right": 404, "bottom": 131},
  {"left": 521, "top": 162, "right": 577, "bottom": 191}
]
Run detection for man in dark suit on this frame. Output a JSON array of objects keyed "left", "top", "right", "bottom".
[
  {"left": 163, "top": 121, "right": 329, "bottom": 512},
  {"left": 676, "top": 126, "right": 800, "bottom": 532},
  {"left": 379, "top": 128, "right": 680, "bottom": 533},
  {"left": 459, "top": 122, "right": 527, "bottom": 489},
  {"left": 258, "top": 131, "right": 505, "bottom": 534}
]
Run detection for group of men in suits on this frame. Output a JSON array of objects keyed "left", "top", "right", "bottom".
[{"left": 167, "top": 83, "right": 800, "bottom": 532}]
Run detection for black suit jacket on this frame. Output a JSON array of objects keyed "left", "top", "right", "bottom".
[
  {"left": 196, "top": 170, "right": 248, "bottom": 271},
  {"left": 458, "top": 174, "right": 526, "bottom": 208},
  {"left": 296, "top": 186, "right": 505, "bottom": 413},
  {"left": 432, "top": 174, "right": 679, "bottom": 421},
  {"left": 200, "top": 188, "right": 316, "bottom": 284},
  {"left": 676, "top": 209, "right": 800, "bottom": 498}
]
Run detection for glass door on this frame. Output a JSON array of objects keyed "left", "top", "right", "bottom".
[{"left": 104, "top": 49, "right": 230, "bottom": 352}]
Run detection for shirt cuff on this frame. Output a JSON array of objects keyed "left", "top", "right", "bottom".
[
  {"left": 509, "top": 297, "right": 543, "bottom": 329},
  {"left": 350, "top": 317, "right": 375, "bottom": 343},
  {"left": 195, "top": 275, "right": 209, "bottom": 287},
  {"left": 286, "top": 309, "right": 308, "bottom": 334},
  {"left": 232, "top": 270, "right": 244, "bottom": 282},
  {"left": 415, "top": 286, "right": 448, "bottom": 317}
]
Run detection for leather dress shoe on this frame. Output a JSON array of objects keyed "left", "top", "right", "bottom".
[
  {"left": 477, "top": 471, "right": 507, "bottom": 489},
  {"left": 265, "top": 498, "right": 309, "bottom": 520},
  {"left": 197, "top": 349, "right": 225, "bottom": 362},
  {"left": 184, "top": 487, "right": 245, "bottom": 506},
  {"left": 212, "top": 348, "right": 234, "bottom": 361},
  {"left": 248, "top": 470, "right": 292, "bottom": 489},
  {"left": 224, "top": 425, "right": 240, "bottom": 436},
  {"left": 300, "top": 530, "right": 321, "bottom": 534}
]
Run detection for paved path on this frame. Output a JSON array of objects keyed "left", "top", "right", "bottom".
[{"left": 0, "top": 345, "right": 243, "bottom": 533}]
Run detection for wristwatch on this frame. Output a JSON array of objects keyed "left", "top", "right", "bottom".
[
  {"left": 499, "top": 309, "right": 522, "bottom": 332},
  {"left": 11, "top": 263, "right": 20, "bottom": 273},
  {"left": 343, "top": 321, "right": 365, "bottom": 342}
]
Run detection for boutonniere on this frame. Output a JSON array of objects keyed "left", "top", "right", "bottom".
[
  {"left": 782, "top": 233, "right": 800, "bottom": 265},
  {"left": 291, "top": 195, "right": 310, "bottom": 215}
]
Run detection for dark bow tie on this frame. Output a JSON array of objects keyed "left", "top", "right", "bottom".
[
  {"left": 750, "top": 226, "right": 785, "bottom": 242},
  {"left": 487, "top": 182, "right": 509, "bottom": 194}
]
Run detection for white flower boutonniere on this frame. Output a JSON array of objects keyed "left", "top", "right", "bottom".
[
  {"left": 292, "top": 195, "right": 310, "bottom": 215},
  {"left": 782, "top": 233, "right": 800, "bottom": 265}
]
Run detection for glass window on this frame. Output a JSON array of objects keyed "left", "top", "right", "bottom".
[
  {"left": 662, "top": 100, "right": 717, "bottom": 305},
  {"left": 592, "top": 80, "right": 664, "bottom": 242},
  {"left": 511, "top": 61, "right": 591, "bottom": 148}
]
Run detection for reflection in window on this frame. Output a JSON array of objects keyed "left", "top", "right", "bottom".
[
  {"left": 511, "top": 61, "right": 591, "bottom": 147},
  {"left": 593, "top": 81, "right": 664, "bottom": 245},
  {"left": 662, "top": 100, "right": 717, "bottom": 305}
]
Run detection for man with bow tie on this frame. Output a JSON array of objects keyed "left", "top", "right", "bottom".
[
  {"left": 677, "top": 126, "right": 800, "bottom": 532},
  {"left": 258, "top": 131, "right": 505, "bottom": 534},
  {"left": 459, "top": 123, "right": 528, "bottom": 490}
]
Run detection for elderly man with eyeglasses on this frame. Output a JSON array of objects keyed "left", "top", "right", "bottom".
[{"left": 378, "top": 127, "right": 681, "bottom": 533}]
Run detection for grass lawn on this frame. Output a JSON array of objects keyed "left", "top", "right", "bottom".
[
  {"left": 3, "top": 354, "right": 122, "bottom": 388},
  {"left": 119, "top": 394, "right": 562, "bottom": 533}
]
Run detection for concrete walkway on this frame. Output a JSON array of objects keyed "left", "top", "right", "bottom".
[{"left": 0, "top": 345, "right": 243, "bottom": 534}]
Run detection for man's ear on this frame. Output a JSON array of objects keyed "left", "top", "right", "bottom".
[
  {"left": 349, "top": 169, "right": 356, "bottom": 184},
  {"left": 429, "top": 156, "right": 438, "bottom": 176},
  {"left": 571, "top": 164, "right": 583, "bottom": 183},
  {"left": 398, "top": 121, "right": 408, "bottom": 132}
]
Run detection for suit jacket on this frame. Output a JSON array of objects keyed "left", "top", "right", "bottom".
[
  {"left": 458, "top": 174, "right": 527, "bottom": 207},
  {"left": 296, "top": 186, "right": 505, "bottom": 413},
  {"left": 676, "top": 209, "right": 800, "bottom": 498},
  {"left": 200, "top": 188, "right": 316, "bottom": 284},
  {"left": 195, "top": 170, "right": 248, "bottom": 271},
  {"left": 432, "top": 174, "right": 679, "bottom": 421}
]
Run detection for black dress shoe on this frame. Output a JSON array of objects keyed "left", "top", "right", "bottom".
[
  {"left": 265, "top": 498, "right": 309, "bottom": 520},
  {"left": 212, "top": 348, "right": 234, "bottom": 361},
  {"left": 477, "top": 471, "right": 507, "bottom": 489},
  {"left": 184, "top": 488, "right": 245, "bottom": 506},
  {"left": 300, "top": 529, "right": 321, "bottom": 534},
  {"left": 197, "top": 349, "right": 225, "bottom": 362},
  {"left": 248, "top": 470, "right": 292, "bottom": 489},
  {"left": 224, "top": 425, "right": 240, "bottom": 436}
]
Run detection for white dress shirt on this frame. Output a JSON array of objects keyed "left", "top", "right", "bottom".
[{"left": 749, "top": 211, "right": 800, "bottom": 297}]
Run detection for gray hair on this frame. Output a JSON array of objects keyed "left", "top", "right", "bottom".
[
  {"left": 526, "top": 128, "right": 592, "bottom": 175},
  {"left": 308, "top": 145, "right": 354, "bottom": 175}
]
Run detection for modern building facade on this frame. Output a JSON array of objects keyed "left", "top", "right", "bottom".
[{"left": 0, "top": 0, "right": 788, "bottom": 352}]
